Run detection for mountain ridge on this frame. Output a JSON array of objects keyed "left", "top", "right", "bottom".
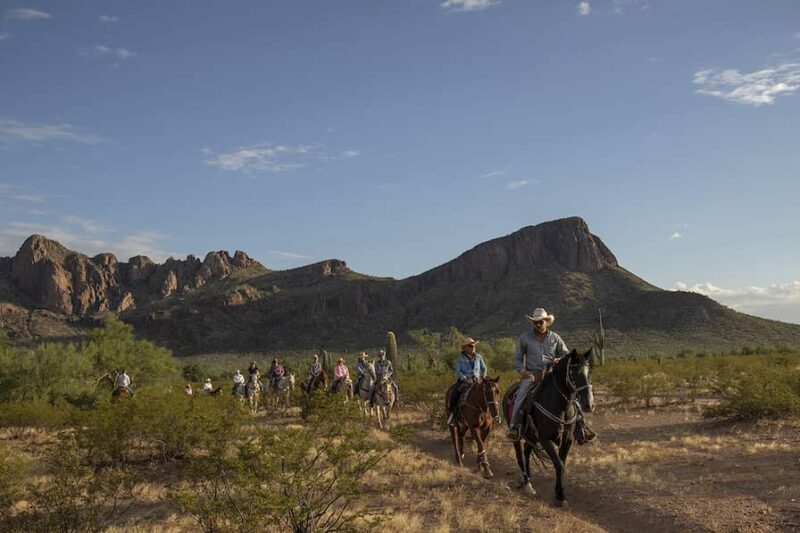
[{"left": 2, "top": 217, "right": 799, "bottom": 356}]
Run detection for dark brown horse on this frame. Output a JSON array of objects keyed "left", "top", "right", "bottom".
[
  {"left": 502, "top": 349, "right": 594, "bottom": 507},
  {"left": 445, "top": 377, "right": 501, "bottom": 478},
  {"left": 304, "top": 370, "right": 329, "bottom": 394}
]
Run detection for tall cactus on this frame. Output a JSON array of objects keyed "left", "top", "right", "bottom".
[
  {"left": 386, "top": 331, "right": 398, "bottom": 375},
  {"left": 593, "top": 308, "right": 606, "bottom": 366},
  {"left": 321, "top": 350, "right": 332, "bottom": 373}
]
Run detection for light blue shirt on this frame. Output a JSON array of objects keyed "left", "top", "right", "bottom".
[
  {"left": 455, "top": 352, "right": 487, "bottom": 381},
  {"left": 514, "top": 330, "right": 569, "bottom": 373}
]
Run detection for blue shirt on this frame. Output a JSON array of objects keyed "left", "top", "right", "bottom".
[
  {"left": 514, "top": 330, "right": 569, "bottom": 373},
  {"left": 455, "top": 352, "right": 487, "bottom": 381}
]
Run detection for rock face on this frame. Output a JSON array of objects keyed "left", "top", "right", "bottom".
[
  {"left": 3, "top": 235, "right": 267, "bottom": 317},
  {"left": 3, "top": 217, "right": 800, "bottom": 356}
]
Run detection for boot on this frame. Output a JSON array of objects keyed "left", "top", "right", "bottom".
[
  {"left": 507, "top": 424, "right": 520, "bottom": 440},
  {"left": 447, "top": 412, "right": 456, "bottom": 426}
]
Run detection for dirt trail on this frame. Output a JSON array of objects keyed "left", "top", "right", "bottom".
[{"left": 406, "top": 398, "right": 800, "bottom": 532}]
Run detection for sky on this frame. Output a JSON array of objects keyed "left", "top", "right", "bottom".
[{"left": 0, "top": 0, "right": 799, "bottom": 324}]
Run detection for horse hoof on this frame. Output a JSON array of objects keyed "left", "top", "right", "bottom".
[
  {"left": 557, "top": 499, "right": 569, "bottom": 509},
  {"left": 523, "top": 483, "right": 536, "bottom": 496},
  {"left": 482, "top": 469, "right": 494, "bottom": 479}
]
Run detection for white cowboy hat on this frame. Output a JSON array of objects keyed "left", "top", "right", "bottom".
[
  {"left": 205, "top": 378, "right": 211, "bottom": 383},
  {"left": 526, "top": 307, "right": 555, "bottom": 324},
  {"left": 461, "top": 337, "right": 479, "bottom": 348}
]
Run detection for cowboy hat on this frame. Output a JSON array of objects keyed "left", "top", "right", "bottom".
[
  {"left": 526, "top": 307, "right": 555, "bottom": 324},
  {"left": 461, "top": 337, "right": 479, "bottom": 348},
  {"left": 337, "top": 357, "right": 344, "bottom": 363},
  {"left": 205, "top": 378, "right": 211, "bottom": 383}
]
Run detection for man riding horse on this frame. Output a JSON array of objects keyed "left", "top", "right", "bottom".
[
  {"left": 331, "top": 357, "right": 351, "bottom": 394},
  {"left": 508, "top": 307, "right": 595, "bottom": 443},
  {"left": 232, "top": 369, "right": 245, "bottom": 395},
  {"left": 306, "top": 354, "right": 324, "bottom": 393},
  {"left": 369, "top": 349, "right": 398, "bottom": 407},
  {"left": 267, "top": 358, "right": 285, "bottom": 392},
  {"left": 447, "top": 338, "right": 488, "bottom": 426}
]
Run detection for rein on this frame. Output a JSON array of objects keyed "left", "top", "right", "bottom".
[{"left": 531, "top": 359, "right": 584, "bottom": 427}]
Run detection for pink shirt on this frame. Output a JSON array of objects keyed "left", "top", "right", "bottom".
[{"left": 334, "top": 364, "right": 349, "bottom": 380}]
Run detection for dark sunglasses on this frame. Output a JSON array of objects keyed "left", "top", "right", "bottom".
[{"left": 533, "top": 320, "right": 546, "bottom": 325}]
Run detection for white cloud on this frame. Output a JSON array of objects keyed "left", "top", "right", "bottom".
[
  {"left": 0, "top": 33, "right": 10, "bottom": 41},
  {"left": 578, "top": 2, "right": 591, "bottom": 16},
  {"left": 5, "top": 8, "right": 51, "bottom": 21},
  {"left": 440, "top": 0, "right": 500, "bottom": 13},
  {"left": 271, "top": 250, "right": 314, "bottom": 261},
  {"left": 613, "top": 0, "right": 649, "bottom": 14},
  {"left": 99, "top": 15, "right": 119, "bottom": 23},
  {"left": 0, "top": 119, "right": 105, "bottom": 145},
  {"left": 79, "top": 45, "right": 136, "bottom": 61},
  {"left": 674, "top": 281, "right": 800, "bottom": 324},
  {"left": 505, "top": 180, "right": 528, "bottom": 190},
  {"left": 204, "top": 143, "right": 331, "bottom": 173},
  {"left": 481, "top": 169, "right": 507, "bottom": 178},
  {"left": 10, "top": 194, "right": 45, "bottom": 203},
  {"left": 693, "top": 59, "right": 800, "bottom": 106},
  {"left": 341, "top": 149, "right": 360, "bottom": 158},
  {"left": 669, "top": 232, "right": 683, "bottom": 240},
  {"left": 0, "top": 220, "right": 176, "bottom": 262}
]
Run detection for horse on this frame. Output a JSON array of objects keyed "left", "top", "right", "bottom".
[
  {"left": 373, "top": 374, "right": 396, "bottom": 430},
  {"left": 232, "top": 380, "right": 246, "bottom": 402},
  {"left": 501, "top": 348, "right": 595, "bottom": 507},
  {"left": 268, "top": 374, "right": 295, "bottom": 409},
  {"left": 356, "top": 371, "right": 375, "bottom": 416},
  {"left": 245, "top": 373, "right": 261, "bottom": 412},
  {"left": 329, "top": 377, "right": 354, "bottom": 401},
  {"left": 445, "top": 377, "right": 502, "bottom": 478},
  {"left": 111, "top": 387, "right": 130, "bottom": 401},
  {"left": 304, "top": 371, "right": 329, "bottom": 395}
]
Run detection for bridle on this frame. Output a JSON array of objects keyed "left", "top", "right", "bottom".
[
  {"left": 458, "top": 380, "right": 500, "bottom": 421},
  {"left": 532, "top": 356, "right": 590, "bottom": 426}
]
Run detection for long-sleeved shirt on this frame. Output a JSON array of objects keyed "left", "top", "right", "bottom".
[
  {"left": 233, "top": 373, "right": 245, "bottom": 384},
  {"left": 455, "top": 352, "right": 488, "bottom": 381},
  {"left": 514, "top": 330, "right": 569, "bottom": 373},
  {"left": 310, "top": 363, "right": 322, "bottom": 376},
  {"left": 334, "top": 364, "right": 350, "bottom": 380},
  {"left": 268, "top": 365, "right": 285, "bottom": 379},
  {"left": 375, "top": 359, "right": 393, "bottom": 379},
  {"left": 202, "top": 383, "right": 213, "bottom": 393},
  {"left": 357, "top": 361, "right": 374, "bottom": 378},
  {"left": 115, "top": 373, "right": 131, "bottom": 388}
]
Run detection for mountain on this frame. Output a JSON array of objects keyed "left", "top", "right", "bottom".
[{"left": 2, "top": 217, "right": 799, "bottom": 356}]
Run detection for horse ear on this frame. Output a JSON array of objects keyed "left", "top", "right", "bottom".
[
  {"left": 492, "top": 375, "right": 501, "bottom": 383},
  {"left": 585, "top": 347, "right": 595, "bottom": 368},
  {"left": 569, "top": 348, "right": 579, "bottom": 359}
]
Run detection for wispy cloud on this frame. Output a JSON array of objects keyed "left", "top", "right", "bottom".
[
  {"left": 0, "top": 33, "right": 10, "bottom": 41},
  {"left": 271, "top": 250, "right": 314, "bottom": 261},
  {"left": 79, "top": 45, "right": 136, "bottom": 61},
  {"left": 204, "top": 142, "right": 356, "bottom": 174},
  {"left": 505, "top": 180, "right": 528, "bottom": 190},
  {"left": 99, "top": 15, "right": 119, "bottom": 23},
  {"left": 613, "top": 0, "right": 649, "bottom": 14},
  {"left": 669, "top": 232, "right": 683, "bottom": 240},
  {"left": 0, "top": 219, "right": 176, "bottom": 262},
  {"left": 5, "top": 8, "right": 52, "bottom": 21},
  {"left": 674, "top": 280, "right": 800, "bottom": 323},
  {"left": 0, "top": 119, "right": 105, "bottom": 145},
  {"left": 9, "top": 194, "right": 45, "bottom": 203},
  {"left": 481, "top": 169, "right": 507, "bottom": 179},
  {"left": 440, "top": 0, "right": 500, "bottom": 13},
  {"left": 693, "top": 57, "right": 800, "bottom": 106},
  {"left": 577, "top": 2, "right": 591, "bottom": 16}
]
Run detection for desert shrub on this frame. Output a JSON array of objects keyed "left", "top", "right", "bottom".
[
  {"left": 639, "top": 372, "right": 675, "bottom": 407},
  {"left": 704, "top": 366, "right": 800, "bottom": 420},
  {"left": 182, "top": 363, "right": 208, "bottom": 382},
  {"left": 0, "top": 444, "right": 25, "bottom": 528},
  {"left": 72, "top": 398, "right": 140, "bottom": 465},
  {"left": 0, "top": 401, "right": 73, "bottom": 438},
  {"left": 0, "top": 343, "right": 93, "bottom": 403},
  {"left": 174, "top": 394, "right": 393, "bottom": 532},
  {"left": 21, "top": 437, "right": 138, "bottom": 533}
]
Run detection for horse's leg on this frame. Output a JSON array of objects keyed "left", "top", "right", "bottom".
[
  {"left": 513, "top": 441, "right": 535, "bottom": 494},
  {"left": 474, "top": 426, "right": 493, "bottom": 479},
  {"left": 457, "top": 426, "right": 466, "bottom": 464},
  {"left": 541, "top": 438, "right": 567, "bottom": 507},
  {"left": 450, "top": 425, "right": 463, "bottom": 466}
]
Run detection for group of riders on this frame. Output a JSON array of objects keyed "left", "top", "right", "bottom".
[{"left": 305, "top": 349, "right": 400, "bottom": 407}]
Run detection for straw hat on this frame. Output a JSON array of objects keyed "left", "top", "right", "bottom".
[
  {"left": 526, "top": 307, "right": 555, "bottom": 324},
  {"left": 337, "top": 357, "right": 344, "bottom": 363},
  {"left": 461, "top": 337, "right": 479, "bottom": 348}
]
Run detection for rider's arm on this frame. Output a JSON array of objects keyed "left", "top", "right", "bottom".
[
  {"left": 479, "top": 355, "right": 488, "bottom": 378},
  {"left": 554, "top": 333, "right": 569, "bottom": 357},
  {"left": 514, "top": 335, "right": 528, "bottom": 376},
  {"left": 455, "top": 356, "right": 469, "bottom": 381}
]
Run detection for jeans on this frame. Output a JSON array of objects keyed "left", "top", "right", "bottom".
[{"left": 510, "top": 377, "right": 536, "bottom": 427}]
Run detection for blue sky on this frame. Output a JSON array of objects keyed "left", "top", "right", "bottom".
[{"left": 1, "top": 0, "right": 799, "bottom": 323}]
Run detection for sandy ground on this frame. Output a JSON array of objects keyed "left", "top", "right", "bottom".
[{"left": 406, "top": 394, "right": 800, "bottom": 532}]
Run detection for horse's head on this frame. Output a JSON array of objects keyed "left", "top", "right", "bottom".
[
  {"left": 482, "top": 376, "right": 502, "bottom": 422},
  {"left": 568, "top": 348, "right": 595, "bottom": 413}
]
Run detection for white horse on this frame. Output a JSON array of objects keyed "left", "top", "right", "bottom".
[
  {"left": 373, "top": 375, "right": 396, "bottom": 431},
  {"left": 356, "top": 371, "right": 375, "bottom": 417},
  {"left": 245, "top": 373, "right": 261, "bottom": 412},
  {"left": 268, "top": 373, "right": 295, "bottom": 409}
]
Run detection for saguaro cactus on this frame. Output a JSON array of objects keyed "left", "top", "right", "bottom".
[
  {"left": 386, "top": 331, "right": 398, "bottom": 375},
  {"left": 593, "top": 308, "right": 606, "bottom": 366}
]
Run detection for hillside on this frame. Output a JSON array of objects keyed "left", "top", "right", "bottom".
[{"left": 2, "top": 217, "right": 799, "bottom": 355}]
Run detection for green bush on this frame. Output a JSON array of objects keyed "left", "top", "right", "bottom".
[
  {"left": 705, "top": 366, "right": 800, "bottom": 420},
  {"left": 0, "top": 401, "right": 73, "bottom": 438},
  {"left": 0, "top": 444, "right": 25, "bottom": 528}
]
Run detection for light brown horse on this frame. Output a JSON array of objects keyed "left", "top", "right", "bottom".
[
  {"left": 445, "top": 377, "right": 501, "bottom": 478},
  {"left": 304, "top": 371, "right": 329, "bottom": 395}
]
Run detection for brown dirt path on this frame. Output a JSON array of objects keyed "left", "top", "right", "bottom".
[{"left": 406, "top": 398, "right": 800, "bottom": 532}]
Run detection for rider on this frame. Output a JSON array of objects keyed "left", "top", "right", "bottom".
[
  {"left": 307, "top": 354, "right": 323, "bottom": 392},
  {"left": 331, "top": 357, "right": 350, "bottom": 393},
  {"left": 247, "top": 360, "right": 260, "bottom": 378},
  {"left": 184, "top": 383, "right": 193, "bottom": 395},
  {"left": 114, "top": 369, "right": 132, "bottom": 394},
  {"left": 202, "top": 378, "right": 213, "bottom": 394},
  {"left": 232, "top": 369, "right": 245, "bottom": 394},
  {"left": 369, "top": 349, "right": 398, "bottom": 407},
  {"left": 508, "top": 307, "right": 579, "bottom": 440},
  {"left": 447, "top": 338, "right": 488, "bottom": 426},
  {"left": 268, "top": 358, "right": 285, "bottom": 391},
  {"left": 355, "top": 352, "right": 373, "bottom": 393}
]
